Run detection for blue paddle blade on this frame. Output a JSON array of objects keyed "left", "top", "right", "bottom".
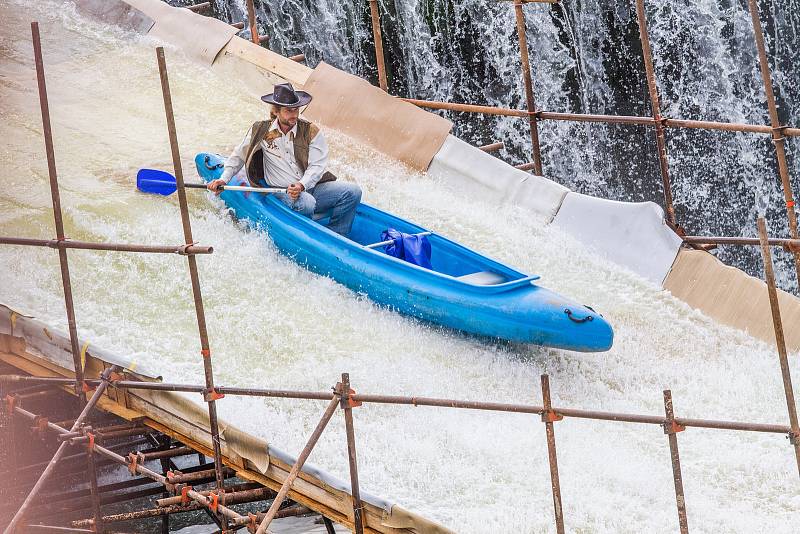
[{"left": 137, "top": 168, "right": 178, "bottom": 196}]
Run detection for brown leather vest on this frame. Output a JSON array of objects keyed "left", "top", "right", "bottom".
[{"left": 244, "top": 118, "right": 337, "bottom": 188}]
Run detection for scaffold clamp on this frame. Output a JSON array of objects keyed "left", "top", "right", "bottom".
[
  {"left": 204, "top": 387, "right": 224, "bottom": 402},
  {"left": 33, "top": 415, "right": 49, "bottom": 436},
  {"left": 663, "top": 420, "right": 686, "bottom": 435},
  {"left": 347, "top": 389, "right": 362, "bottom": 408},
  {"left": 542, "top": 410, "right": 563, "bottom": 423},
  {"left": 180, "top": 484, "right": 192, "bottom": 504},
  {"left": 789, "top": 430, "right": 800, "bottom": 446},
  {"left": 208, "top": 491, "right": 219, "bottom": 513},
  {"left": 127, "top": 451, "right": 144, "bottom": 475},
  {"left": 177, "top": 242, "right": 199, "bottom": 255}
]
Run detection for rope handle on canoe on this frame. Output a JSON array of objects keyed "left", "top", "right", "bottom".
[
  {"left": 204, "top": 155, "right": 224, "bottom": 171},
  {"left": 564, "top": 308, "right": 594, "bottom": 323}
]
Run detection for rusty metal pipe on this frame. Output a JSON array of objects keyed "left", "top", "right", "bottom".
[
  {"left": 663, "top": 391, "right": 689, "bottom": 533},
  {"left": 478, "top": 142, "right": 504, "bottom": 152},
  {"left": 246, "top": 0, "right": 260, "bottom": 45},
  {"left": 368, "top": 0, "right": 388, "bottom": 91},
  {"left": 156, "top": 46, "right": 226, "bottom": 493},
  {"left": 30, "top": 21, "right": 85, "bottom": 404},
  {"left": 186, "top": 2, "right": 212, "bottom": 12},
  {"left": 341, "top": 374, "right": 364, "bottom": 534},
  {"left": 541, "top": 375, "right": 564, "bottom": 533},
  {"left": 401, "top": 99, "right": 800, "bottom": 136},
  {"left": 5, "top": 375, "right": 793, "bottom": 434},
  {"left": 757, "top": 218, "right": 800, "bottom": 475},
  {"left": 684, "top": 236, "right": 800, "bottom": 251},
  {"left": 254, "top": 395, "right": 341, "bottom": 533},
  {"left": 140, "top": 446, "right": 196, "bottom": 461},
  {"left": 635, "top": 0, "right": 676, "bottom": 226},
  {"left": 513, "top": 0, "right": 543, "bottom": 175},
  {"left": 0, "top": 236, "right": 213, "bottom": 254},
  {"left": 747, "top": 0, "right": 800, "bottom": 287}
]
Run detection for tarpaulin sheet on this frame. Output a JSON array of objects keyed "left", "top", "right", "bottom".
[
  {"left": 664, "top": 248, "right": 800, "bottom": 351},
  {"left": 428, "top": 135, "right": 568, "bottom": 221},
  {"left": 123, "top": 0, "right": 237, "bottom": 65},
  {"left": 302, "top": 62, "right": 452, "bottom": 171}
]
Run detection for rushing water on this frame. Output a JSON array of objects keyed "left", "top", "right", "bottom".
[
  {"left": 1, "top": 1, "right": 799, "bottom": 532},
  {"left": 193, "top": 0, "right": 800, "bottom": 293}
]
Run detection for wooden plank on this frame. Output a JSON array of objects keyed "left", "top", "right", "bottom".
[{"left": 221, "top": 36, "right": 312, "bottom": 86}]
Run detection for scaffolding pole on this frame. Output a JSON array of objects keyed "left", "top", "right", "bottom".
[
  {"left": 757, "top": 217, "right": 800, "bottom": 475},
  {"left": 635, "top": 0, "right": 676, "bottom": 226},
  {"left": 154, "top": 47, "right": 227, "bottom": 502},
  {"left": 512, "top": 0, "right": 543, "bottom": 175},
  {"left": 747, "top": 0, "right": 800, "bottom": 289},
  {"left": 30, "top": 21, "right": 85, "bottom": 403}
]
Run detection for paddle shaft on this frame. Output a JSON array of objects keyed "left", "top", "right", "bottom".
[{"left": 186, "top": 183, "right": 286, "bottom": 194}]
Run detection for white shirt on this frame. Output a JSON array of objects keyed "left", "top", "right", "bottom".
[{"left": 219, "top": 118, "right": 329, "bottom": 190}]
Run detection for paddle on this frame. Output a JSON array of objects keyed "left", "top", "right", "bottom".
[{"left": 136, "top": 168, "right": 286, "bottom": 196}]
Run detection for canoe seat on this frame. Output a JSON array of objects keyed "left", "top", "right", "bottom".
[{"left": 456, "top": 271, "right": 507, "bottom": 285}]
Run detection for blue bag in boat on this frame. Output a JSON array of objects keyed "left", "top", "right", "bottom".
[{"left": 381, "top": 228, "right": 432, "bottom": 269}]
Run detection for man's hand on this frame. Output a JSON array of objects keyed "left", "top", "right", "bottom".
[
  {"left": 207, "top": 179, "right": 226, "bottom": 195},
  {"left": 287, "top": 181, "right": 305, "bottom": 201}
]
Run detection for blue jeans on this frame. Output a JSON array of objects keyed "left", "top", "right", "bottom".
[{"left": 273, "top": 181, "right": 362, "bottom": 236}]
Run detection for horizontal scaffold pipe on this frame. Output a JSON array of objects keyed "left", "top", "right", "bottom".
[
  {"left": 401, "top": 98, "right": 800, "bottom": 136},
  {"left": 0, "top": 236, "right": 213, "bottom": 255},
  {"left": 4, "top": 375, "right": 791, "bottom": 435},
  {"left": 684, "top": 235, "right": 800, "bottom": 251}
]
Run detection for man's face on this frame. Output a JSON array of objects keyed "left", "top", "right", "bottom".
[{"left": 275, "top": 106, "right": 299, "bottom": 129}]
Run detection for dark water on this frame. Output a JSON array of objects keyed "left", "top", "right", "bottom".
[{"left": 173, "top": 0, "right": 800, "bottom": 292}]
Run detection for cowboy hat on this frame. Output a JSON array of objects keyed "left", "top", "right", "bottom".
[{"left": 260, "top": 83, "right": 312, "bottom": 108}]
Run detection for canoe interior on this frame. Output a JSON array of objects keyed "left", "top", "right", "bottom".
[{"left": 342, "top": 204, "right": 524, "bottom": 283}]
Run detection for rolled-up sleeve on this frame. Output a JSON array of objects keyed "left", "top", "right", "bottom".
[
  {"left": 299, "top": 130, "right": 329, "bottom": 191},
  {"left": 219, "top": 128, "right": 252, "bottom": 183}
]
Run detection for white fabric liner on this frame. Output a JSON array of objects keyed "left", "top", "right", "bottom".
[
  {"left": 553, "top": 192, "right": 683, "bottom": 285},
  {"left": 428, "top": 135, "right": 569, "bottom": 222}
]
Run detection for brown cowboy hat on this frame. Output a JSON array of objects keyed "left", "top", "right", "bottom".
[{"left": 260, "top": 83, "right": 312, "bottom": 108}]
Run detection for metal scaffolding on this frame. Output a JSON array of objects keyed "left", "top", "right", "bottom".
[{"left": 1, "top": 1, "right": 799, "bottom": 533}]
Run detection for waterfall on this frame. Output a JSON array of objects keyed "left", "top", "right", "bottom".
[{"left": 176, "top": 0, "right": 799, "bottom": 292}]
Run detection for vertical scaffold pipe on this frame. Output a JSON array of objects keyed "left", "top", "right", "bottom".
[
  {"left": 635, "top": 0, "right": 676, "bottom": 227},
  {"left": 246, "top": 0, "right": 260, "bottom": 46},
  {"left": 662, "top": 390, "right": 689, "bottom": 533},
  {"left": 747, "top": 0, "right": 800, "bottom": 289},
  {"left": 30, "top": 21, "right": 86, "bottom": 404},
  {"left": 757, "top": 217, "right": 800, "bottom": 476},
  {"left": 513, "top": 0, "right": 543, "bottom": 176},
  {"left": 341, "top": 374, "right": 365, "bottom": 534},
  {"left": 155, "top": 47, "right": 227, "bottom": 495},
  {"left": 540, "top": 375, "right": 565, "bottom": 534},
  {"left": 368, "top": 0, "right": 388, "bottom": 91}
]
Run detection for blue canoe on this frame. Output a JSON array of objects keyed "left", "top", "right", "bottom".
[{"left": 196, "top": 153, "right": 613, "bottom": 352}]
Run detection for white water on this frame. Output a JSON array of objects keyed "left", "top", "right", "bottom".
[{"left": 1, "top": 1, "right": 798, "bottom": 532}]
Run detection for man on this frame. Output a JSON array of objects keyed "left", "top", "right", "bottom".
[{"left": 207, "top": 83, "right": 362, "bottom": 236}]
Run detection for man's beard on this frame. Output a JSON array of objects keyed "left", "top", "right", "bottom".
[{"left": 278, "top": 117, "right": 296, "bottom": 129}]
